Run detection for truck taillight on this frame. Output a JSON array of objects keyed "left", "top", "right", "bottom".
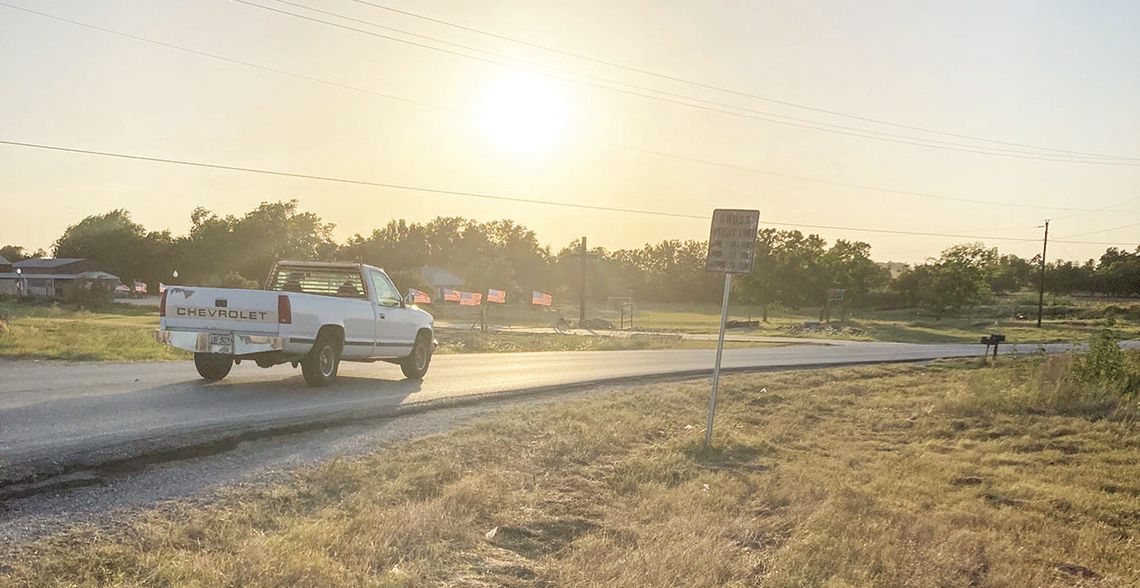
[
  {"left": 278, "top": 295, "right": 292, "bottom": 324},
  {"left": 159, "top": 290, "right": 168, "bottom": 317}
]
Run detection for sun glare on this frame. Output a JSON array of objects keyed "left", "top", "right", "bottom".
[{"left": 478, "top": 72, "right": 567, "bottom": 154}]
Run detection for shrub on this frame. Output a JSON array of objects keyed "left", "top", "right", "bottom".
[
  {"left": 1033, "top": 354, "right": 1121, "bottom": 417},
  {"left": 1071, "top": 329, "right": 1125, "bottom": 385},
  {"left": 860, "top": 289, "right": 908, "bottom": 310},
  {"left": 63, "top": 278, "right": 114, "bottom": 308},
  {"left": 202, "top": 271, "right": 259, "bottom": 289},
  {"left": 950, "top": 336, "right": 1139, "bottom": 420}
]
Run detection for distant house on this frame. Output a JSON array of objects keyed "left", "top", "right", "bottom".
[
  {"left": 0, "top": 258, "right": 120, "bottom": 299},
  {"left": 878, "top": 261, "right": 910, "bottom": 279},
  {"left": 0, "top": 256, "right": 12, "bottom": 295},
  {"left": 419, "top": 266, "right": 464, "bottom": 299}
]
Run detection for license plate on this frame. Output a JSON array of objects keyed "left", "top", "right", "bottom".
[{"left": 208, "top": 333, "right": 234, "bottom": 354}]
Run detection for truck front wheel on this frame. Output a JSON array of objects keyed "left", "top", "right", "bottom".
[
  {"left": 302, "top": 331, "right": 341, "bottom": 387},
  {"left": 194, "top": 353, "right": 233, "bottom": 381},
  {"left": 400, "top": 333, "right": 432, "bottom": 380}
]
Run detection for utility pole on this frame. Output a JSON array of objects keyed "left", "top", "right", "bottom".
[
  {"left": 1036, "top": 219, "right": 1049, "bottom": 328},
  {"left": 579, "top": 236, "right": 587, "bottom": 325}
]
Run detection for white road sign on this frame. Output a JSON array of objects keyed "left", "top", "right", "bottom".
[
  {"left": 705, "top": 209, "right": 760, "bottom": 274},
  {"left": 702, "top": 208, "right": 760, "bottom": 447}
]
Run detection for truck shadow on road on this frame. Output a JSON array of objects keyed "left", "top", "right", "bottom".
[{"left": 176, "top": 374, "right": 425, "bottom": 401}]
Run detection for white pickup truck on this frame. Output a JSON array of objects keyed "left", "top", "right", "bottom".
[{"left": 155, "top": 260, "right": 435, "bottom": 386}]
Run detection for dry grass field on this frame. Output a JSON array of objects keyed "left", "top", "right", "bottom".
[{"left": 5, "top": 354, "right": 1138, "bottom": 587}]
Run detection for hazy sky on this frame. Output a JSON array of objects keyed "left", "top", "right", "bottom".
[{"left": 2, "top": 0, "right": 1139, "bottom": 263}]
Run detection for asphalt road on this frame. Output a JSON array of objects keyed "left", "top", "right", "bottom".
[{"left": 0, "top": 342, "right": 1099, "bottom": 487}]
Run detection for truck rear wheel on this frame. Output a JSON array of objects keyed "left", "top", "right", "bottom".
[
  {"left": 194, "top": 353, "right": 233, "bottom": 381},
  {"left": 302, "top": 330, "right": 341, "bottom": 387},
  {"left": 400, "top": 333, "right": 432, "bottom": 380}
]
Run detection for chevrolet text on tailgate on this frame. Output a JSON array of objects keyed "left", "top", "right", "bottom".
[{"left": 155, "top": 261, "right": 435, "bottom": 386}]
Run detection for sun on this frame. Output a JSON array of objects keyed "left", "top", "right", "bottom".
[{"left": 478, "top": 72, "right": 567, "bottom": 154}]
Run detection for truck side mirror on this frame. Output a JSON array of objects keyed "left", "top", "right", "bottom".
[{"left": 403, "top": 291, "right": 414, "bottom": 306}]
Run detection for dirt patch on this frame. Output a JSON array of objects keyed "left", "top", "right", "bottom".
[
  {"left": 1054, "top": 561, "right": 1100, "bottom": 580},
  {"left": 982, "top": 492, "right": 1024, "bottom": 508},
  {"left": 491, "top": 517, "right": 599, "bottom": 558}
]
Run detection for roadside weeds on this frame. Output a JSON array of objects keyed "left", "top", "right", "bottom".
[{"left": 4, "top": 357, "right": 1139, "bottom": 586}]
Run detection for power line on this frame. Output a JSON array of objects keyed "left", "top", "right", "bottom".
[
  {"left": 7, "top": 2, "right": 1133, "bottom": 215},
  {"left": 0, "top": 1, "right": 453, "bottom": 114},
  {"left": 1057, "top": 220, "right": 1140, "bottom": 240},
  {"left": 1050, "top": 196, "right": 1140, "bottom": 222},
  {"left": 232, "top": 0, "right": 1140, "bottom": 166},
  {"left": 345, "top": 0, "right": 1140, "bottom": 163},
  {"left": 5, "top": 5, "right": 1138, "bottom": 240},
  {"left": 591, "top": 140, "right": 1137, "bottom": 213},
  {"left": 0, "top": 138, "right": 705, "bottom": 219},
  {"left": 262, "top": 0, "right": 1139, "bottom": 164},
  {"left": 3, "top": 138, "right": 1136, "bottom": 246}
]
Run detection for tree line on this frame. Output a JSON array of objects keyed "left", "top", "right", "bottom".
[{"left": 4, "top": 200, "right": 1139, "bottom": 314}]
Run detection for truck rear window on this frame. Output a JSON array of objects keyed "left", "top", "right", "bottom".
[{"left": 266, "top": 267, "right": 367, "bottom": 299}]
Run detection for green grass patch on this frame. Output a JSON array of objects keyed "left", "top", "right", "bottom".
[
  {"left": 627, "top": 297, "right": 1140, "bottom": 343},
  {"left": 0, "top": 300, "right": 784, "bottom": 362},
  {"left": 0, "top": 299, "right": 185, "bottom": 361},
  {"left": 2, "top": 295, "right": 1135, "bottom": 361},
  {"left": 6, "top": 355, "right": 1139, "bottom": 586}
]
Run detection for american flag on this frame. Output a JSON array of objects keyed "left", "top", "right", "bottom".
[
  {"left": 158, "top": 283, "right": 168, "bottom": 294},
  {"left": 459, "top": 291, "right": 483, "bottom": 306},
  {"left": 487, "top": 288, "right": 506, "bottom": 304},
  {"left": 134, "top": 282, "right": 148, "bottom": 294},
  {"left": 442, "top": 288, "right": 460, "bottom": 302},
  {"left": 410, "top": 288, "right": 432, "bottom": 304},
  {"left": 531, "top": 290, "right": 552, "bottom": 306}
]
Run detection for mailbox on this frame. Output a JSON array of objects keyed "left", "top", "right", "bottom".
[{"left": 980, "top": 333, "right": 1006, "bottom": 359}]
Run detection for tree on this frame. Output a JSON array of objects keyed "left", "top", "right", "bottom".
[
  {"left": 771, "top": 231, "right": 827, "bottom": 309},
  {"left": 1046, "top": 259, "right": 1095, "bottom": 295},
  {"left": 53, "top": 210, "right": 156, "bottom": 285},
  {"left": 1098, "top": 247, "right": 1140, "bottom": 297},
  {"left": 0, "top": 245, "right": 45, "bottom": 262},
  {"left": 176, "top": 200, "right": 337, "bottom": 285},
  {"left": 230, "top": 200, "right": 338, "bottom": 281},
  {"left": 989, "top": 254, "right": 1034, "bottom": 294},
  {"left": 820, "top": 239, "right": 888, "bottom": 308},
  {"left": 734, "top": 229, "right": 780, "bottom": 321},
  {"left": 895, "top": 243, "right": 998, "bottom": 318}
]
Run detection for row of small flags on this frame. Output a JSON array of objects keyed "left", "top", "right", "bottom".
[
  {"left": 116, "top": 282, "right": 151, "bottom": 294},
  {"left": 411, "top": 288, "right": 553, "bottom": 307}
]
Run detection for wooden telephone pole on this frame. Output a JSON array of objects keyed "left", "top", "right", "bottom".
[
  {"left": 579, "top": 236, "right": 587, "bottom": 325},
  {"left": 1036, "top": 220, "right": 1049, "bottom": 328}
]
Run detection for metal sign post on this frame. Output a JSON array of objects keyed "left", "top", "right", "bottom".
[{"left": 704, "top": 208, "right": 760, "bottom": 448}]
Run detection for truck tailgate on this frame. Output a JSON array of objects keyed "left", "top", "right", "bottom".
[{"left": 162, "top": 286, "right": 281, "bottom": 335}]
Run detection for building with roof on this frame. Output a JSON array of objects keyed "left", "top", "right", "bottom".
[
  {"left": 0, "top": 256, "right": 12, "bottom": 295},
  {"left": 0, "top": 258, "right": 120, "bottom": 299},
  {"left": 419, "top": 266, "right": 465, "bottom": 299},
  {"left": 12, "top": 258, "right": 100, "bottom": 274}
]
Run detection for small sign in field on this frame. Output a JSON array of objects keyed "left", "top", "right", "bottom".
[
  {"left": 705, "top": 209, "right": 760, "bottom": 274},
  {"left": 703, "top": 208, "right": 760, "bottom": 448}
]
